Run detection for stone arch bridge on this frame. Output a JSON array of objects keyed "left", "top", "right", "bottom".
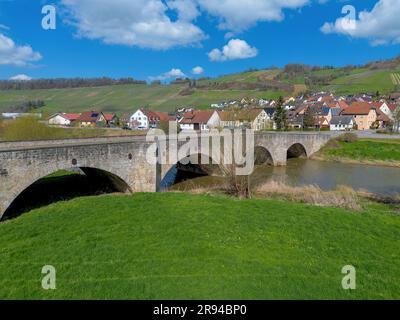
[{"left": 0, "top": 132, "right": 332, "bottom": 219}]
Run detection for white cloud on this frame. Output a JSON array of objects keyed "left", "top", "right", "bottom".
[
  {"left": 9, "top": 74, "right": 32, "bottom": 81},
  {"left": 208, "top": 39, "right": 258, "bottom": 62},
  {"left": 321, "top": 0, "right": 400, "bottom": 45},
  {"left": 197, "top": 0, "right": 310, "bottom": 31},
  {"left": 60, "top": 0, "right": 206, "bottom": 50},
  {"left": 167, "top": 0, "right": 200, "bottom": 21},
  {"left": 59, "top": 0, "right": 320, "bottom": 50},
  {"left": 192, "top": 66, "right": 204, "bottom": 75},
  {"left": 0, "top": 33, "right": 42, "bottom": 66},
  {"left": 150, "top": 68, "right": 187, "bottom": 81}
]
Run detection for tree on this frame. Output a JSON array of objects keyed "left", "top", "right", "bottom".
[
  {"left": 303, "top": 107, "right": 316, "bottom": 129},
  {"left": 273, "top": 96, "right": 287, "bottom": 131},
  {"left": 0, "top": 116, "right": 3, "bottom": 137},
  {"left": 393, "top": 105, "right": 400, "bottom": 133}
]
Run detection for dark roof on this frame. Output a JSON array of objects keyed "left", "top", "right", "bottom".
[
  {"left": 263, "top": 107, "right": 275, "bottom": 117},
  {"left": 331, "top": 107, "right": 341, "bottom": 116},
  {"left": 330, "top": 116, "right": 354, "bottom": 125}
]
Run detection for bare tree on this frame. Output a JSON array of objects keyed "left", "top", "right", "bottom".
[{"left": 393, "top": 105, "right": 400, "bottom": 133}]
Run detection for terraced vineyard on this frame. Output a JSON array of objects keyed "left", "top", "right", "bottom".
[{"left": 1, "top": 62, "right": 400, "bottom": 114}]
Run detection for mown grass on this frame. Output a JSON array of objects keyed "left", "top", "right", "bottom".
[{"left": 0, "top": 193, "right": 399, "bottom": 299}]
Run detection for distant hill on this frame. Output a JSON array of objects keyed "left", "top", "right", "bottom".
[{"left": 1, "top": 56, "right": 400, "bottom": 114}]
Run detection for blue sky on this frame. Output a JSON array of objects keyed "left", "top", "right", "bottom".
[{"left": 0, "top": 0, "right": 399, "bottom": 81}]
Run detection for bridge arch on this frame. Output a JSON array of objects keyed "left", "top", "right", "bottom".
[
  {"left": 254, "top": 146, "right": 274, "bottom": 165},
  {"left": 160, "top": 152, "right": 222, "bottom": 189},
  {"left": 1, "top": 165, "right": 132, "bottom": 221},
  {"left": 287, "top": 143, "right": 308, "bottom": 159}
]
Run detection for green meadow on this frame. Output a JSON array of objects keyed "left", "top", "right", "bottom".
[
  {"left": 0, "top": 193, "right": 399, "bottom": 299},
  {"left": 319, "top": 138, "right": 400, "bottom": 165}
]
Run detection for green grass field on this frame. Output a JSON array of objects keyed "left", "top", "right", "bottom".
[
  {"left": 325, "top": 70, "right": 396, "bottom": 95},
  {"left": 321, "top": 139, "right": 400, "bottom": 164},
  {"left": 0, "top": 193, "right": 399, "bottom": 299}
]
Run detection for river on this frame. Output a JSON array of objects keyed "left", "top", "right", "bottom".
[{"left": 167, "top": 159, "right": 400, "bottom": 196}]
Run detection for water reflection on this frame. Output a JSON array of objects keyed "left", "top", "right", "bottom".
[{"left": 169, "top": 159, "right": 400, "bottom": 196}]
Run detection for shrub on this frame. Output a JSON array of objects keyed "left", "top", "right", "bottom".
[{"left": 336, "top": 132, "right": 358, "bottom": 143}]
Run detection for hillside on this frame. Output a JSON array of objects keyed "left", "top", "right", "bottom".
[
  {"left": 1, "top": 58, "right": 400, "bottom": 114},
  {"left": 0, "top": 193, "right": 399, "bottom": 299}
]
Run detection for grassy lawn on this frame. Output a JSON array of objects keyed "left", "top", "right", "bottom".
[
  {"left": 322, "top": 139, "right": 400, "bottom": 163},
  {"left": 0, "top": 193, "right": 399, "bottom": 299}
]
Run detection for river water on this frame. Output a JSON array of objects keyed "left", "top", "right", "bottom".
[{"left": 168, "top": 159, "right": 400, "bottom": 196}]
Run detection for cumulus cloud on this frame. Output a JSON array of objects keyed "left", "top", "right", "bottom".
[
  {"left": 0, "top": 33, "right": 42, "bottom": 66},
  {"left": 208, "top": 39, "right": 258, "bottom": 62},
  {"left": 9, "top": 74, "right": 32, "bottom": 81},
  {"left": 321, "top": 0, "right": 400, "bottom": 45},
  {"left": 192, "top": 66, "right": 204, "bottom": 75},
  {"left": 59, "top": 0, "right": 319, "bottom": 49},
  {"left": 150, "top": 68, "right": 186, "bottom": 81},
  {"left": 60, "top": 0, "right": 206, "bottom": 50},
  {"left": 198, "top": 0, "right": 310, "bottom": 31}
]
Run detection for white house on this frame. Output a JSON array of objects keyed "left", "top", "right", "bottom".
[
  {"left": 179, "top": 110, "right": 221, "bottom": 131},
  {"left": 48, "top": 113, "right": 80, "bottom": 126},
  {"left": 330, "top": 116, "right": 354, "bottom": 131},
  {"left": 129, "top": 109, "right": 148, "bottom": 129}
]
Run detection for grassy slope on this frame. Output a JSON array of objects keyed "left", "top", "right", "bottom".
[
  {"left": 0, "top": 193, "right": 399, "bottom": 299},
  {"left": 318, "top": 139, "right": 400, "bottom": 165},
  {"left": 325, "top": 70, "right": 396, "bottom": 94},
  {"left": 0, "top": 66, "right": 399, "bottom": 114},
  {"left": 0, "top": 80, "right": 284, "bottom": 114}
]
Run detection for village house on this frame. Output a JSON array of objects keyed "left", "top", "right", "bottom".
[
  {"left": 341, "top": 102, "right": 377, "bottom": 130},
  {"left": 179, "top": 110, "right": 220, "bottom": 131},
  {"left": 103, "top": 113, "right": 119, "bottom": 127},
  {"left": 48, "top": 113, "right": 80, "bottom": 126},
  {"left": 243, "top": 109, "right": 270, "bottom": 131},
  {"left": 77, "top": 111, "right": 107, "bottom": 127},
  {"left": 129, "top": 109, "right": 169, "bottom": 130},
  {"left": 218, "top": 109, "right": 269, "bottom": 131},
  {"left": 330, "top": 116, "right": 354, "bottom": 131}
]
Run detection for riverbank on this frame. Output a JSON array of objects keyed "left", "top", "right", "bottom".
[
  {"left": 312, "top": 136, "right": 400, "bottom": 168},
  {"left": 0, "top": 192, "right": 399, "bottom": 299}
]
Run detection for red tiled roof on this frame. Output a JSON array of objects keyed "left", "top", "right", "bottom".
[
  {"left": 142, "top": 109, "right": 169, "bottom": 122},
  {"left": 370, "top": 102, "right": 384, "bottom": 109},
  {"left": 103, "top": 113, "right": 117, "bottom": 121},
  {"left": 388, "top": 103, "right": 398, "bottom": 112},
  {"left": 341, "top": 102, "right": 374, "bottom": 115},
  {"left": 78, "top": 111, "right": 103, "bottom": 122},
  {"left": 63, "top": 113, "right": 80, "bottom": 121},
  {"left": 338, "top": 100, "right": 350, "bottom": 110},
  {"left": 192, "top": 110, "right": 215, "bottom": 123},
  {"left": 180, "top": 110, "right": 215, "bottom": 124}
]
